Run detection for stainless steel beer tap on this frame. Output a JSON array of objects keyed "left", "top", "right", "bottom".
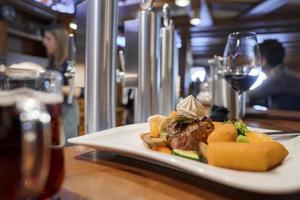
[
  {"left": 85, "top": 0, "right": 118, "bottom": 132},
  {"left": 160, "top": 3, "right": 179, "bottom": 116},
  {"left": 122, "top": 1, "right": 179, "bottom": 121},
  {"left": 135, "top": 0, "right": 161, "bottom": 123}
]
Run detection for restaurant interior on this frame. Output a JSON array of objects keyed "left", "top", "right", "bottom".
[{"left": 1, "top": 0, "right": 300, "bottom": 199}]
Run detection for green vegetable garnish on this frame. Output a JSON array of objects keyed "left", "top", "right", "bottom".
[
  {"left": 225, "top": 120, "right": 249, "bottom": 136},
  {"left": 234, "top": 120, "right": 249, "bottom": 136},
  {"left": 159, "top": 131, "right": 167, "bottom": 139},
  {"left": 173, "top": 115, "right": 195, "bottom": 126},
  {"left": 236, "top": 135, "right": 249, "bottom": 143},
  {"left": 172, "top": 149, "right": 200, "bottom": 161}
]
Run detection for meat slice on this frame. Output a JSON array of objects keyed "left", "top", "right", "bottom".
[{"left": 165, "top": 118, "right": 214, "bottom": 151}]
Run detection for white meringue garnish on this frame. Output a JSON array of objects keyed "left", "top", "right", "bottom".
[{"left": 176, "top": 95, "right": 205, "bottom": 120}]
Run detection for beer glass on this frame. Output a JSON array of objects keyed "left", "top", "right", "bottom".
[
  {"left": 2, "top": 67, "right": 65, "bottom": 199},
  {"left": 0, "top": 89, "right": 51, "bottom": 199}
]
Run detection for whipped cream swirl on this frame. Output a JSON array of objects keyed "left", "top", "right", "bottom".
[{"left": 176, "top": 95, "right": 205, "bottom": 120}]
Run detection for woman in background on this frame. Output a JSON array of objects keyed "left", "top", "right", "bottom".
[{"left": 43, "top": 25, "right": 80, "bottom": 143}]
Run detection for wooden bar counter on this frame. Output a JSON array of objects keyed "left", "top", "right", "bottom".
[{"left": 59, "top": 114, "right": 300, "bottom": 200}]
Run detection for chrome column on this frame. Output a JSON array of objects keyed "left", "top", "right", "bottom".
[
  {"left": 85, "top": 0, "right": 118, "bottom": 133},
  {"left": 124, "top": 19, "right": 139, "bottom": 88},
  {"left": 135, "top": 2, "right": 161, "bottom": 123},
  {"left": 160, "top": 4, "right": 177, "bottom": 115}
]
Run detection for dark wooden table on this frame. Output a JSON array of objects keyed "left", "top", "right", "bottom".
[{"left": 59, "top": 115, "right": 300, "bottom": 200}]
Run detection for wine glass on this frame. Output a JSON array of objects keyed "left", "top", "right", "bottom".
[{"left": 223, "top": 32, "right": 261, "bottom": 119}]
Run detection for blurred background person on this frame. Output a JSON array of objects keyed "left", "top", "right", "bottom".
[
  {"left": 43, "top": 25, "right": 80, "bottom": 142},
  {"left": 248, "top": 39, "right": 300, "bottom": 110}
]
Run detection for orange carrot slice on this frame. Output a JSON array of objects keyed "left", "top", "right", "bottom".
[{"left": 152, "top": 146, "right": 172, "bottom": 154}]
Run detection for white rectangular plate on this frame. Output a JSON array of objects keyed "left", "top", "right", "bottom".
[{"left": 68, "top": 123, "right": 300, "bottom": 194}]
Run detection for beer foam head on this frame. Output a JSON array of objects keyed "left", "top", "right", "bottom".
[
  {"left": 5, "top": 68, "right": 40, "bottom": 80},
  {"left": 0, "top": 88, "right": 62, "bottom": 106},
  {"left": 9, "top": 62, "right": 45, "bottom": 73}
]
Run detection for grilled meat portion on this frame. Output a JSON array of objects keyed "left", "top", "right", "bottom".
[{"left": 165, "top": 117, "right": 214, "bottom": 151}]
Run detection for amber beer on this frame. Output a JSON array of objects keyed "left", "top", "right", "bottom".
[
  {"left": 36, "top": 92, "right": 65, "bottom": 199},
  {"left": 0, "top": 104, "right": 23, "bottom": 199},
  {"left": 0, "top": 90, "right": 51, "bottom": 199}
]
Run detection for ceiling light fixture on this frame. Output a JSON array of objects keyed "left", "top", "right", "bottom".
[{"left": 175, "top": 0, "right": 190, "bottom": 7}]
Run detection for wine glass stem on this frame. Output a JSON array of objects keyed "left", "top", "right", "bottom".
[
  {"left": 236, "top": 93, "right": 241, "bottom": 120},
  {"left": 237, "top": 92, "right": 245, "bottom": 120}
]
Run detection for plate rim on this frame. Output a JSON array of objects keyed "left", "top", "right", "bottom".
[{"left": 68, "top": 123, "right": 300, "bottom": 194}]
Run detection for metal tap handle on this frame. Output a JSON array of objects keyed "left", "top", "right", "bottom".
[
  {"left": 66, "top": 34, "right": 76, "bottom": 104},
  {"left": 116, "top": 50, "right": 125, "bottom": 83},
  {"left": 162, "top": 4, "right": 171, "bottom": 27},
  {"left": 140, "top": 0, "right": 155, "bottom": 10},
  {"left": 17, "top": 98, "right": 51, "bottom": 198},
  {"left": 68, "top": 33, "right": 76, "bottom": 62},
  {"left": 119, "top": 50, "right": 125, "bottom": 72},
  {"left": 67, "top": 74, "right": 76, "bottom": 104}
]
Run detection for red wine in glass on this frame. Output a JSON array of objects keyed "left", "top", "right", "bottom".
[{"left": 224, "top": 73, "right": 259, "bottom": 94}]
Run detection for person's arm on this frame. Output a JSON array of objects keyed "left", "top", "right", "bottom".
[
  {"left": 62, "top": 75, "right": 81, "bottom": 98},
  {"left": 62, "top": 86, "right": 81, "bottom": 97},
  {"left": 248, "top": 76, "right": 279, "bottom": 102}
]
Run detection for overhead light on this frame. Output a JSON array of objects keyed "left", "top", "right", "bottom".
[
  {"left": 69, "top": 22, "right": 77, "bottom": 30},
  {"left": 190, "top": 7, "right": 201, "bottom": 26},
  {"left": 175, "top": 0, "right": 190, "bottom": 7}
]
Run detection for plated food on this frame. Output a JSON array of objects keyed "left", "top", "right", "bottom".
[{"left": 141, "top": 95, "right": 289, "bottom": 172}]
